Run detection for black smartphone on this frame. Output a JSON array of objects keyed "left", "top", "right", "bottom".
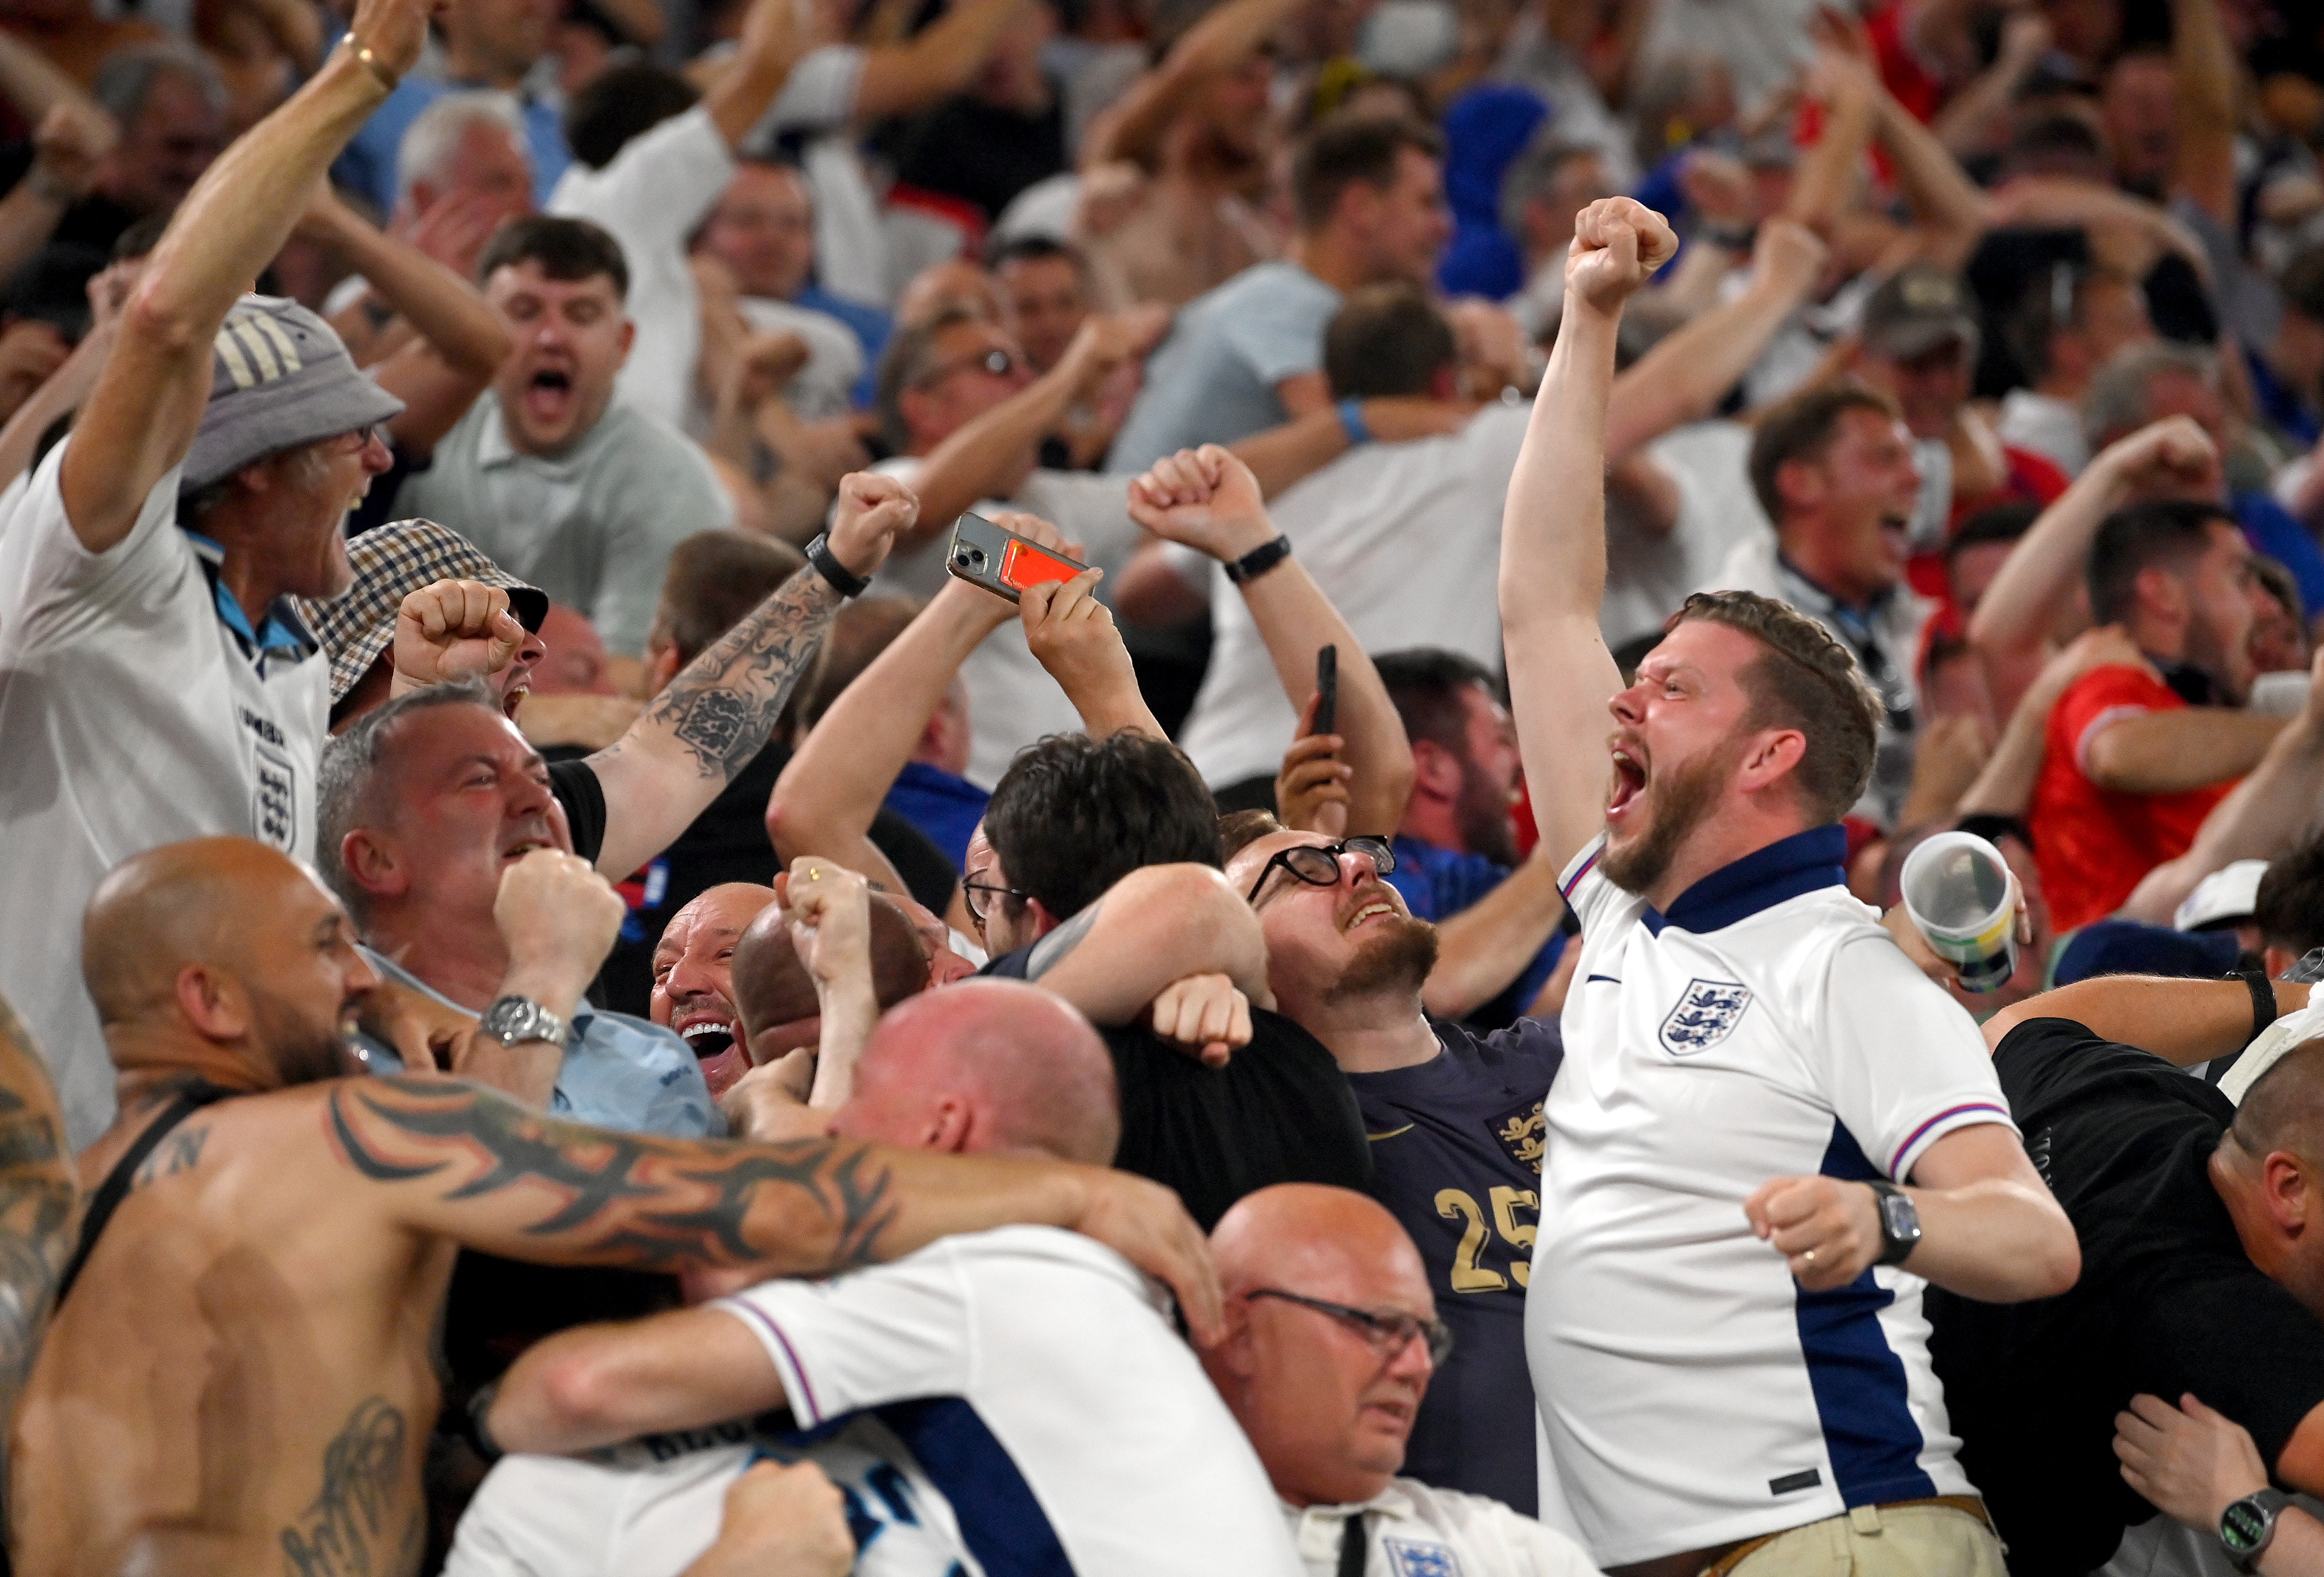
[
  {"left": 1314, "top": 644, "right": 1339, "bottom": 736},
  {"left": 944, "top": 511, "right": 1085, "bottom": 604}
]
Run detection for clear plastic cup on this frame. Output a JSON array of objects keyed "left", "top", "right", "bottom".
[{"left": 1900, "top": 831, "right": 2020, "bottom": 994}]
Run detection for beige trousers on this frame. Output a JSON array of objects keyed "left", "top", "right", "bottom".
[{"left": 1722, "top": 1504, "right": 2011, "bottom": 1577}]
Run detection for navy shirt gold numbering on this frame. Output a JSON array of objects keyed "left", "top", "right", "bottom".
[{"left": 1347, "top": 1016, "right": 1562, "bottom": 1515}]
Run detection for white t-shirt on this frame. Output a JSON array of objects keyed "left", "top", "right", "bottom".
[
  {"left": 1996, "top": 388, "right": 2091, "bottom": 478},
  {"left": 1528, "top": 830, "right": 2015, "bottom": 1567},
  {"left": 1174, "top": 403, "right": 1531, "bottom": 789},
  {"left": 447, "top": 1414, "right": 976, "bottom": 1577},
  {"left": 0, "top": 442, "right": 328, "bottom": 1147},
  {"left": 549, "top": 105, "right": 737, "bottom": 432},
  {"left": 1285, "top": 1480, "right": 1602, "bottom": 1577},
  {"left": 869, "top": 459, "right": 1143, "bottom": 789},
  {"left": 1600, "top": 420, "right": 1768, "bottom": 653},
  {"left": 720, "top": 1226, "right": 1300, "bottom": 1574}
]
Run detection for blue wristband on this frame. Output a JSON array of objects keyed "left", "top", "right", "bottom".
[{"left": 1337, "top": 396, "right": 1372, "bottom": 447}]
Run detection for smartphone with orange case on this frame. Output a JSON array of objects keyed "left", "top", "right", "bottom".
[{"left": 944, "top": 512, "right": 1085, "bottom": 603}]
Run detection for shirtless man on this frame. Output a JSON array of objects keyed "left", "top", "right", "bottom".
[{"left": 7, "top": 838, "right": 1216, "bottom": 1576}]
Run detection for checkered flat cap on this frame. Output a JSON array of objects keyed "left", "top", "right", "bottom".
[{"left": 300, "top": 519, "right": 550, "bottom": 705}]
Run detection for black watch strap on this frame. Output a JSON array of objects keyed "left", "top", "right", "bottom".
[
  {"left": 1867, "top": 1178, "right": 1921, "bottom": 1267},
  {"left": 805, "top": 531, "right": 870, "bottom": 598},
  {"left": 1223, "top": 534, "right": 1292, "bottom": 585},
  {"left": 2232, "top": 966, "right": 2279, "bottom": 1050}
]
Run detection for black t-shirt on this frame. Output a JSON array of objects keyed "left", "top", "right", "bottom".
[
  {"left": 983, "top": 944, "right": 1372, "bottom": 1230},
  {"left": 1926, "top": 1018, "right": 2324, "bottom": 1574},
  {"left": 1348, "top": 1017, "right": 1563, "bottom": 1515},
  {"left": 548, "top": 746, "right": 959, "bottom": 1019},
  {"left": 888, "top": 92, "right": 1067, "bottom": 226},
  {"left": 547, "top": 758, "right": 609, "bottom": 864}
]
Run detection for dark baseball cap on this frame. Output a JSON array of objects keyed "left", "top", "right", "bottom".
[{"left": 1861, "top": 264, "right": 1981, "bottom": 361}]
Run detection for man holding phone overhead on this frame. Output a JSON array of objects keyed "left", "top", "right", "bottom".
[{"left": 870, "top": 308, "right": 1151, "bottom": 789}]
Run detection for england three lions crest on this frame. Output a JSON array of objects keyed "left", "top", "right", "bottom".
[{"left": 1659, "top": 978, "right": 1751, "bottom": 1056}]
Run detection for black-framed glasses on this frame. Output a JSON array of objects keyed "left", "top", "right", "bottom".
[
  {"left": 1244, "top": 836, "right": 1396, "bottom": 905},
  {"left": 961, "top": 877, "right": 1030, "bottom": 928},
  {"left": 1247, "top": 1288, "right": 1452, "bottom": 1367},
  {"left": 918, "top": 347, "right": 1017, "bottom": 387}
]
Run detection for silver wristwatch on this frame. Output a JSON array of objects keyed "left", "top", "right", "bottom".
[{"left": 479, "top": 995, "right": 570, "bottom": 1050}]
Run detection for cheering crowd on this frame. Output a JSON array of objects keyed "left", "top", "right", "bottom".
[{"left": 0, "top": 0, "right": 2322, "bottom": 1568}]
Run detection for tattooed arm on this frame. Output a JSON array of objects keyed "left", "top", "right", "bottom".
[
  {"left": 0, "top": 994, "right": 76, "bottom": 1495},
  {"left": 325, "top": 1075, "right": 1223, "bottom": 1337},
  {"left": 582, "top": 474, "right": 919, "bottom": 881}
]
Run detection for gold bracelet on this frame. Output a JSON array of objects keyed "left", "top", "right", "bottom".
[{"left": 344, "top": 32, "right": 399, "bottom": 92}]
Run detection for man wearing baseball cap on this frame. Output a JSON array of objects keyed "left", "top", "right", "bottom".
[
  {"left": 1856, "top": 261, "right": 2072, "bottom": 555},
  {"left": 0, "top": 0, "right": 494, "bottom": 1150}
]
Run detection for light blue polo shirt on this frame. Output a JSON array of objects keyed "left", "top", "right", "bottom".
[{"left": 355, "top": 947, "right": 721, "bottom": 1138}]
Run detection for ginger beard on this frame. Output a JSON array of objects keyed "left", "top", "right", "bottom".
[{"left": 1599, "top": 730, "right": 1745, "bottom": 898}]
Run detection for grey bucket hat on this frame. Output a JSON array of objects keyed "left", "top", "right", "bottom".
[
  {"left": 182, "top": 295, "right": 407, "bottom": 491},
  {"left": 298, "top": 519, "right": 550, "bottom": 705}
]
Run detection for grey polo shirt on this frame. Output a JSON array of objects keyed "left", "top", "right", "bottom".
[{"left": 393, "top": 390, "right": 733, "bottom": 656}]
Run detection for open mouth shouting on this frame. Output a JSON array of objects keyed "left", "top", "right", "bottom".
[
  {"left": 1607, "top": 736, "right": 1649, "bottom": 826},
  {"left": 676, "top": 1014, "right": 735, "bottom": 1063},
  {"left": 521, "top": 365, "right": 576, "bottom": 429},
  {"left": 499, "top": 836, "right": 556, "bottom": 868}
]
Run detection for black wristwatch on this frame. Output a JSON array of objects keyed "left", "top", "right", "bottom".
[
  {"left": 480, "top": 995, "right": 570, "bottom": 1050},
  {"left": 804, "top": 531, "right": 870, "bottom": 597},
  {"left": 1223, "top": 534, "right": 1292, "bottom": 585},
  {"left": 2223, "top": 1488, "right": 2293, "bottom": 1572},
  {"left": 1866, "top": 1179, "right": 1922, "bottom": 1267}
]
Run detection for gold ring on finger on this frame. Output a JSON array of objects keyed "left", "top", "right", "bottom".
[{"left": 1801, "top": 1249, "right": 1816, "bottom": 1265}]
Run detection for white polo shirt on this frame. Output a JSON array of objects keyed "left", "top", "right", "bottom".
[
  {"left": 0, "top": 442, "right": 327, "bottom": 1148},
  {"left": 1285, "top": 1479, "right": 1601, "bottom": 1577},
  {"left": 447, "top": 1414, "right": 975, "bottom": 1577},
  {"left": 716, "top": 1225, "right": 1301, "bottom": 1575},
  {"left": 1528, "top": 828, "right": 2014, "bottom": 1567}
]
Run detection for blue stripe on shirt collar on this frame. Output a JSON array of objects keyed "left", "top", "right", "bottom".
[
  {"left": 185, "top": 530, "right": 321, "bottom": 659},
  {"left": 1640, "top": 824, "right": 1850, "bottom": 935}
]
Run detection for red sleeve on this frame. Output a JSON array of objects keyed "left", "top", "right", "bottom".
[
  {"left": 1866, "top": 0, "right": 1948, "bottom": 123},
  {"left": 2049, "top": 667, "right": 2176, "bottom": 773}
]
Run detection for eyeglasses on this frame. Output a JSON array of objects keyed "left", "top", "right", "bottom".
[
  {"left": 1247, "top": 1288, "right": 1452, "bottom": 1367},
  {"left": 961, "top": 876, "right": 1030, "bottom": 929},
  {"left": 917, "top": 347, "right": 1018, "bottom": 387},
  {"left": 330, "top": 423, "right": 387, "bottom": 453},
  {"left": 1243, "top": 836, "right": 1396, "bottom": 905}
]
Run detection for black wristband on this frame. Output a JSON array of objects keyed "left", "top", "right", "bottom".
[
  {"left": 1223, "top": 534, "right": 1292, "bottom": 585},
  {"left": 2233, "top": 966, "right": 2279, "bottom": 1049},
  {"left": 465, "top": 1382, "right": 504, "bottom": 1463},
  {"left": 804, "top": 531, "right": 869, "bottom": 598}
]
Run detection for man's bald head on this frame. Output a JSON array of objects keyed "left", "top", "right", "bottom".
[
  {"left": 82, "top": 837, "right": 376, "bottom": 1090},
  {"left": 1212, "top": 1184, "right": 1432, "bottom": 1303},
  {"left": 2237, "top": 1040, "right": 2324, "bottom": 1164},
  {"left": 729, "top": 892, "right": 931, "bottom": 1044},
  {"left": 830, "top": 980, "right": 1120, "bottom": 1165},
  {"left": 1203, "top": 1185, "right": 1437, "bottom": 1508}
]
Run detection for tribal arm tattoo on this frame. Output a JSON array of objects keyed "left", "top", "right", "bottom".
[
  {"left": 325, "top": 1078, "right": 900, "bottom": 1275},
  {"left": 584, "top": 566, "right": 842, "bottom": 879},
  {"left": 0, "top": 994, "right": 75, "bottom": 1504}
]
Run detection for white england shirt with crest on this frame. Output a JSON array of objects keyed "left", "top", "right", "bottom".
[
  {"left": 0, "top": 442, "right": 326, "bottom": 1149},
  {"left": 1525, "top": 827, "right": 2015, "bottom": 1568}
]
